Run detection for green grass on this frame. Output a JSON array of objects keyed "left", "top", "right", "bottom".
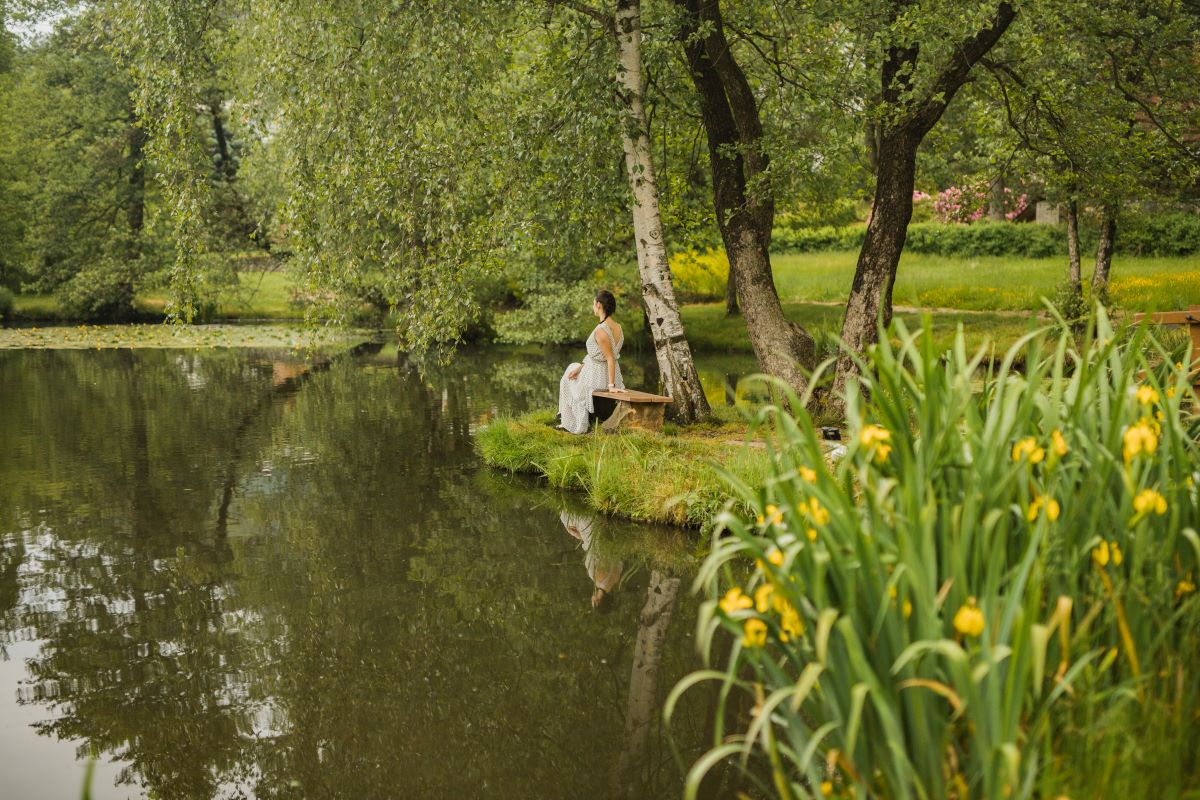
[
  {"left": 681, "top": 300, "right": 1041, "bottom": 358},
  {"left": 769, "top": 250, "right": 1200, "bottom": 312},
  {"left": 139, "top": 271, "right": 299, "bottom": 319},
  {"left": 10, "top": 271, "right": 301, "bottom": 322},
  {"left": 476, "top": 410, "right": 771, "bottom": 528},
  {"left": 10, "top": 293, "right": 63, "bottom": 320}
]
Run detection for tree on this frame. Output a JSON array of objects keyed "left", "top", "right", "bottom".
[
  {"left": 981, "top": 0, "right": 1200, "bottom": 306},
  {"left": 555, "top": 0, "right": 711, "bottom": 422},
  {"left": 834, "top": 1, "right": 1016, "bottom": 394},
  {"left": 671, "top": 0, "right": 818, "bottom": 398},
  {"left": 3, "top": 12, "right": 158, "bottom": 319}
]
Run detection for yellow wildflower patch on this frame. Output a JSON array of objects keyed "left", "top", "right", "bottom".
[
  {"left": 754, "top": 583, "right": 774, "bottom": 614},
  {"left": 1051, "top": 430, "right": 1069, "bottom": 457},
  {"left": 1135, "top": 385, "right": 1159, "bottom": 406},
  {"left": 779, "top": 605, "right": 804, "bottom": 641},
  {"left": 807, "top": 497, "right": 830, "bottom": 526},
  {"left": 1092, "top": 540, "right": 1123, "bottom": 568}
]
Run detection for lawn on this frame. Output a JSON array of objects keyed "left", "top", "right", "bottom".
[
  {"left": 10, "top": 271, "right": 299, "bottom": 321},
  {"left": 769, "top": 251, "right": 1200, "bottom": 312},
  {"left": 681, "top": 300, "right": 1041, "bottom": 359}
]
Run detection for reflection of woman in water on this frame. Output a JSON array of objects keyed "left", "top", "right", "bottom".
[{"left": 560, "top": 510, "right": 623, "bottom": 611}]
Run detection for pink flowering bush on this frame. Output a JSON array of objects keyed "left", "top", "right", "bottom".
[
  {"left": 933, "top": 184, "right": 987, "bottom": 223},
  {"left": 926, "top": 183, "right": 1029, "bottom": 224}
]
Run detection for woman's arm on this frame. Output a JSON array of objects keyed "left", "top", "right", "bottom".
[{"left": 596, "top": 327, "right": 619, "bottom": 389}]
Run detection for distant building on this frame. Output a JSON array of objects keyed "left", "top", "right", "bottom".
[{"left": 1035, "top": 201, "right": 1061, "bottom": 225}]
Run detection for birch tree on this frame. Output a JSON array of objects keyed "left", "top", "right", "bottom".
[{"left": 556, "top": 0, "right": 710, "bottom": 422}]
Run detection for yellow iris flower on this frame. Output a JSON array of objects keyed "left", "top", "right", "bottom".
[
  {"left": 742, "top": 618, "right": 768, "bottom": 648},
  {"left": 1011, "top": 436, "right": 1046, "bottom": 464},
  {"left": 953, "top": 598, "right": 985, "bottom": 637},
  {"left": 1123, "top": 420, "right": 1158, "bottom": 463},
  {"left": 1132, "top": 488, "right": 1167, "bottom": 516},
  {"left": 720, "top": 587, "right": 753, "bottom": 614}
]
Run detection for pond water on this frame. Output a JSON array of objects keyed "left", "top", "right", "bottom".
[{"left": 0, "top": 342, "right": 757, "bottom": 799}]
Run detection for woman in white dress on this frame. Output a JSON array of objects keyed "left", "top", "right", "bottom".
[{"left": 558, "top": 290, "right": 625, "bottom": 434}]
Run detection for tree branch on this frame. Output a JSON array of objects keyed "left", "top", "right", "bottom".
[
  {"left": 1106, "top": 50, "right": 1200, "bottom": 166},
  {"left": 549, "top": 0, "right": 615, "bottom": 33},
  {"left": 908, "top": 1, "right": 1017, "bottom": 135}
]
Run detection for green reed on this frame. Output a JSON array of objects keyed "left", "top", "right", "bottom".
[{"left": 669, "top": 308, "right": 1200, "bottom": 799}]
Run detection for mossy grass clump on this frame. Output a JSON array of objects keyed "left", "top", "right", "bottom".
[{"left": 475, "top": 411, "right": 770, "bottom": 528}]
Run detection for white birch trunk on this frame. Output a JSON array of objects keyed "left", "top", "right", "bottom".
[{"left": 613, "top": 0, "right": 709, "bottom": 424}]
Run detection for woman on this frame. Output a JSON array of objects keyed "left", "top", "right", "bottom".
[{"left": 558, "top": 290, "right": 625, "bottom": 434}]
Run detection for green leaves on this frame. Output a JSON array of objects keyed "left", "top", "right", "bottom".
[{"left": 675, "top": 308, "right": 1200, "bottom": 798}]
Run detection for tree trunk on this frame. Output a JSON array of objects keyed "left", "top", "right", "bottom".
[
  {"left": 1091, "top": 204, "right": 1117, "bottom": 301},
  {"left": 127, "top": 116, "right": 147, "bottom": 242},
  {"left": 835, "top": 130, "right": 918, "bottom": 386},
  {"left": 209, "top": 100, "right": 236, "bottom": 181},
  {"left": 725, "top": 266, "right": 738, "bottom": 315},
  {"left": 988, "top": 176, "right": 1006, "bottom": 221},
  {"left": 1066, "top": 199, "right": 1082, "bottom": 294},
  {"left": 614, "top": 0, "right": 710, "bottom": 424},
  {"left": 674, "top": 0, "right": 816, "bottom": 398},
  {"left": 120, "top": 112, "right": 148, "bottom": 319}
]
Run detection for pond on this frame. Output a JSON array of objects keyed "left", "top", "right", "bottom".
[{"left": 0, "top": 340, "right": 759, "bottom": 799}]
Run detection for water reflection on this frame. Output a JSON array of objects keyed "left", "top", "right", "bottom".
[
  {"left": 561, "top": 510, "right": 624, "bottom": 612},
  {"left": 0, "top": 345, "right": 732, "bottom": 799}
]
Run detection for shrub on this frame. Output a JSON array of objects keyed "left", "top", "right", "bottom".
[
  {"left": 670, "top": 248, "right": 730, "bottom": 303},
  {"left": 904, "top": 221, "right": 1065, "bottom": 257},
  {"left": 672, "top": 310, "right": 1200, "bottom": 799},
  {"left": 776, "top": 199, "right": 864, "bottom": 230},
  {"left": 0, "top": 287, "right": 13, "bottom": 324},
  {"left": 770, "top": 209, "right": 1200, "bottom": 259},
  {"left": 1116, "top": 210, "right": 1200, "bottom": 257},
  {"left": 771, "top": 224, "right": 866, "bottom": 253}
]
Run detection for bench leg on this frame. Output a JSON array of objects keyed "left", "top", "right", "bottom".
[{"left": 601, "top": 401, "right": 665, "bottom": 433}]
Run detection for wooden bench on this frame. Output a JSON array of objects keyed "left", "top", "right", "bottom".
[
  {"left": 1132, "top": 305, "right": 1200, "bottom": 383},
  {"left": 591, "top": 389, "right": 672, "bottom": 433}
]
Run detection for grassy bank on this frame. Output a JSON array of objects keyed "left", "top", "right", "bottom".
[
  {"left": 476, "top": 411, "right": 770, "bottom": 528},
  {"left": 770, "top": 251, "right": 1200, "bottom": 311}
]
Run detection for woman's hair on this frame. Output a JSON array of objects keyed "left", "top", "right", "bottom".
[{"left": 595, "top": 289, "right": 617, "bottom": 319}]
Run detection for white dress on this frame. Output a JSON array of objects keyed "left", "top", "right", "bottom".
[{"left": 558, "top": 320, "right": 624, "bottom": 434}]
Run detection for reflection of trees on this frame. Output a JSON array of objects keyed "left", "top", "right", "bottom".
[
  {"left": 612, "top": 570, "right": 682, "bottom": 798},
  {"left": 0, "top": 348, "right": 313, "bottom": 797},
  {"left": 0, "top": 347, "right": 710, "bottom": 799}
]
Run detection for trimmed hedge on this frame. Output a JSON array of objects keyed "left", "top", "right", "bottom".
[
  {"left": 904, "top": 222, "right": 1065, "bottom": 257},
  {"left": 770, "top": 224, "right": 866, "bottom": 253},
  {"left": 1118, "top": 211, "right": 1200, "bottom": 256},
  {"left": 771, "top": 211, "right": 1200, "bottom": 259}
]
